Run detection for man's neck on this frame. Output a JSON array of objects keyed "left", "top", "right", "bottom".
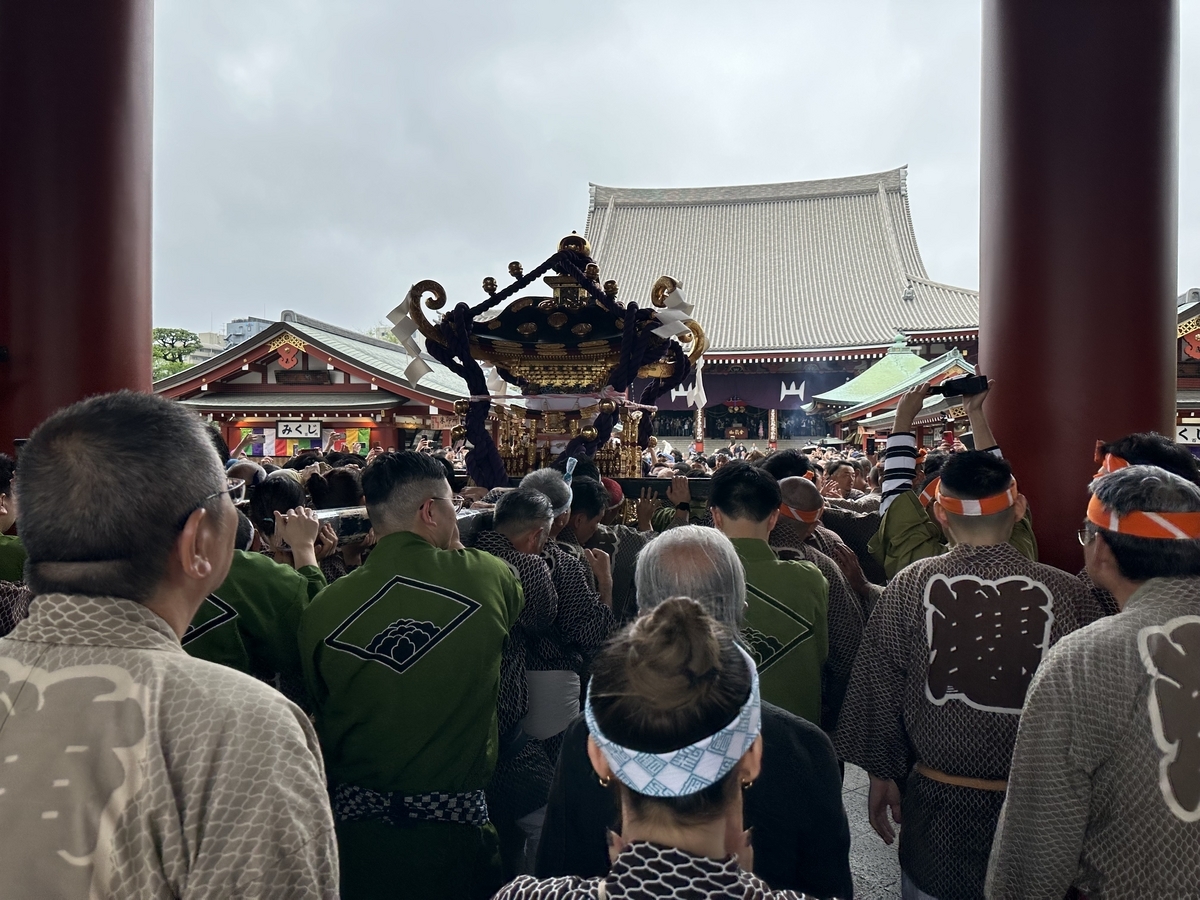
[
  {"left": 717, "top": 518, "right": 772, "bottom": 543},
  {"left": 142, "top": 588, "right": 206, "bottom": 640},
  {"left": 1107, "top": 576, "right": 1147, "bottom": 611}
]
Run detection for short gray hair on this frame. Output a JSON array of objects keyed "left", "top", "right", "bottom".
[
  {"left": 18, "top": 391, "right": 226, "bottom": 602},
  {"left": 1091, "top": 465, "right": 1200, "bottom": 580},
  {"left": 635, "top": 526, "right": 746, "bottom": 628},
  {"left": 494, "top": 487, "right": 554, "bottom": 536},
  {"left": 520, "top": 468, "right": 572, "bottom": 518}
]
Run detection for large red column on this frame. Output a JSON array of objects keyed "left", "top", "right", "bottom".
[
  {"left": 980, "top": 0, "right": 1178, "bottom": 571},
  {"left": 0, "top": 1, "right": 154, "bottom": 454}
]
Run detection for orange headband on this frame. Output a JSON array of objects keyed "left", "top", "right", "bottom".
[
  {"left": 779, "top": 503, "right": 822, "bottom": 524},
  {"left": 1094, "top": 453, "right": 1130, "bottom": 481},
  {"left": 1086, "top": 494, "right": 1200, "bottom": 540},
  {"left": 919, "top": 476, "right": 941, "bottom": 509},
  {"left": 935, "top": 479, "right": 1019, "bottom": 516}
]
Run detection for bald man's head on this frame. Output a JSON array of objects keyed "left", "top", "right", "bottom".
[{"left": 780, "top": 476, "right": 823, "bottom": 511}]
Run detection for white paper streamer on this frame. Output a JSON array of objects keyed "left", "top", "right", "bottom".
[
  {"left": 387, "top": 292, "right": 433, "bottom": 383},
  {"left": 687, "top": 357, "right": 707, "bottom": 409}
]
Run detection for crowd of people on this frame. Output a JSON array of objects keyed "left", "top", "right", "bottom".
[{"left": 0, "top": 381, "right": 1197, "bottom": 898}]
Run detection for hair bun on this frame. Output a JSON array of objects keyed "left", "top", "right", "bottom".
[{"left": 631, "top": 597, "right": 723, "bottom": 693}]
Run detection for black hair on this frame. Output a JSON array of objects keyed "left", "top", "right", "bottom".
[
  {"left": 756, "top": 449, "right": 810, "bottom": 481},
  {"left": 710, "top": 461, "right": 781, "bottom": 523},
  {"left": 282, "top": 450, "right": 325, "bottom": 470},
  {"left": 1092, "top": 466, "right": 1200, "bottom": 581},
  {"left": 309, "top": 467, "right": 364, "bottom": 510},
  {"left": 0, "top": 453, "right": 13, "bottom": 496},
  {"left": 938, "top": 451, "right": 1014, "bottom": 500},
  {"left": 922, "top": 450, "right": 950, "bottom": 482},
  {"left": 569, "top": 477, "right": 610, "bottom": 520},
  {"left": 1100, "top": 433, "right": 1200, "bottom": 487},
  {"left": 824, "top": 459, "right": 853, "bottom": 477},
  {"left": 432, "top": 455, "right": 456, "bottom": 484},
  {"left": 17, "top": 391, "right": 225, "bottom": 602},
  {"left": 206, "top": 427, "right": 231, "bottom": 465},
  {"left": 235, "top": 509, "right": 254, "bottom": 551},
  {"left": 590, "top": 597, "right": 753, "bottom": 826},
  {"left": 248, "top": 474, "right": 306, "bottom": 535},
  {"left": 361, "top": 450, "right": 449, "bottom": 509},
  {"left": 325, "top": 451, "right": 367, "bottom": 469}
]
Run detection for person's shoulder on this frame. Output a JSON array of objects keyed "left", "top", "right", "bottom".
[
  {"left": 761, "top": 701, "right": 836, "bottom": 758},
  {"left": 493, "top": 873, "right": 594, "bottom": 899},
  {"left": 228, "top": 549, "right": 307, "bottom": 588},
  {"left": 460, "top": 545, "right": 524, "bottom": 580},
  {"left": 160, "top": 652, "right": 312, "bottom": 735}
]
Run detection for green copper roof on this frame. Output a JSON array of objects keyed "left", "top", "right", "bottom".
[{"left": 810, "top": 336, "right": 929, "bottom": 406}]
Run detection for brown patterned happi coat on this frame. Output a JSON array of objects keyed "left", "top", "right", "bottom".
[
  {"left": 835, "top": 542, "right": 1089, "bottom": 900},
  {"left": 987, "top": 576, "right": 1200, "bottom": 899}
]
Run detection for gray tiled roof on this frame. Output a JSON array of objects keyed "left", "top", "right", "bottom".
[{"left": 585, "top": 166, "right": 979, "bottom": 354}]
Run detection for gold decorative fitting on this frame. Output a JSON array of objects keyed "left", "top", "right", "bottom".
[
  {"left": 581, "top": 425, "right": 599, "bottom": 441},
  {"left": 584, "top": 263, "right": 600, "bottom": 281},
  {"left": 598, "top": 399, "right": 617, "bottom": 415},
  {"left": 487, "top": 319, "right": 503, "bottom": 331},
  {"left": 537, "top": 298, "right": 558, "bottom": 312},
  {"left": 450, "top": 424, "right": 468, "bottom": 441},
  {"left": 508, "top": 261, "right": 524, "bottom": 278},
  {"left": 482, "top": 277, "right": 497, "bottom": 295},
  {"left": 517, "top": 322, "right": 538, "bottom": 335},
  {"left": 267, "top": 333, "right": 307, "bottom": 353},
  {"left": 454, "top": 399, "right": 471, "bottom": 415},
  {"left": 511, "top": 297, "right": 534, "bottom": 313},
  {"left": 557, "top": 233, "right": 591, "bottom": 256},
  {"left": 572, "top": 323, "right": 593, "bottom": 336},
  {"left": 651, "top": 275, "right": 680, "bottom": 308},
  {"left": 548, "top": 312, "right": 568, "bottom": 329},
  {"left": 603, "top": 280, "right": 619, "bottom": 297}
]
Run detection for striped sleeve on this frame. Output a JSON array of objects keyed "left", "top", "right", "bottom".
[{"left": 879, "top": 433, "right": 918, "bottom": 515}]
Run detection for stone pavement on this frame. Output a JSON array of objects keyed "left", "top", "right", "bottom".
[{"left": 843, "top": 763, "right": 902, "bottom": 899}]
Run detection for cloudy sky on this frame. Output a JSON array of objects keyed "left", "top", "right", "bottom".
[{"left": 153, "top": 1, "right": 1200, "bottom": 335}]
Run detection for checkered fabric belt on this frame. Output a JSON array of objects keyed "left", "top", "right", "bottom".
[{"left": 332, "top": 783, "right": 489, "bottom": 828}]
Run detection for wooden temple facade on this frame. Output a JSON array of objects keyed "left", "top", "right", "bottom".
[
  {"left": 585, "top": 166, "right": 980, "bottom": 450},
  {"left": 153, "top": 311, "right": 467, "bottom": 459}
]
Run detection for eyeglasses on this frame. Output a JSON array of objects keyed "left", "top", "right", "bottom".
[
  {"left": 202, "top": 478, "right": 246, "bottom": 507},
  {"left": 1077, "top": 521, "right": 1098, "bottom": 546}
]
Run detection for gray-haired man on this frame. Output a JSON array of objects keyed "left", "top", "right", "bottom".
[
  {"left": 987, "top": 466, "right": 1200, "bottom": 899},
  {"left": 0, "top": 391, "right": 337, "bottom": 898},
  {"left": 535, "top": 525, "right": 853, "bottom": 899}
]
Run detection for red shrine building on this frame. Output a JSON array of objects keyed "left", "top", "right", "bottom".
[
  {"left": 154, "top": 311, "right": 467, "bottom": 458},
  {"left": 585, "top": 166, "right": 980, "bottom": 449}
]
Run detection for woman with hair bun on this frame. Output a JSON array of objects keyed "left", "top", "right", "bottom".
[{"left": 494, "top": 597, "right": 826, "bottom": 900}]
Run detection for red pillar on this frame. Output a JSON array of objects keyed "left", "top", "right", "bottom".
[
  {"left": 980, "top": 0, "right": 1178, "bottom": 571},
  {"left": 0, "top": 1, "right": 153, "bottom": 454}
]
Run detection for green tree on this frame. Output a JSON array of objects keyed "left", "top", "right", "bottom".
[
  {"left": 152, "top": 327, "right": 201, "bottom": 381},
  {"left": 367, "top": 322, "right": 400, "bottom": 344}
]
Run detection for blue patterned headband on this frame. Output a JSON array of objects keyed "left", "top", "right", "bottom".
[{"left": 584, "top": 645, "right": 762, "bottom": 798}]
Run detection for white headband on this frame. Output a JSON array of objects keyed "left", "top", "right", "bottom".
[{"left": 585, "top": 645, "right": 761, "bottom": 797}]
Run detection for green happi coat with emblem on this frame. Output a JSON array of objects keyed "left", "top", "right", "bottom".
[
  {"left": 0, "top": 533, "right": 25, "bottom": 582},
  {"left": 731, "top": 537, "right": 829, "bottom": 726},
  {"left": 298, "top": 530, "right": 524, "bottom": 900},
  {"left": 183, "top": 549, "right": 324, "bottom": 687}
]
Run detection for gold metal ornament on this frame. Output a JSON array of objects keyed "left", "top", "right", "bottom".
[
  {"left": 581, "top": 425, "right": 599, "bottom": 441},
  {"left": 598, "top": 399, "right": 617, "bottom": 415},
  {"left": 454, "top": 399, "right": 471, "bottom": 415},
  {"left": 508, "top": 261, "right": 524, "bottom": 278},
  {"left": 451, "top": 424, "right": 468, "bottom": 441}
]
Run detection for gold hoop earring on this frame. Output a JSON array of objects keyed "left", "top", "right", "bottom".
[
  {"left": 599, "top": 775, "right": 612, "bottom": 788},
  {"left": 741, "top": 779, "right": 755, "bottom": 790}
]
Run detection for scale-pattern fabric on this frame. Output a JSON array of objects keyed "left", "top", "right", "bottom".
[
  {"left": 497, "top": 840, "right": 821, "bottom": 899},
  {"left": 558, "top": 524, "right": 652, "bottom": 625},
  {"left": 780, "top": 542, "right": 866, "bottom": 737},
  {"left": 0, "top": 593, "right": 338, "bottom": 899},
  {"left": 531, "top": 541, "right": 615, "bottom": 675},
  {"left": 0, "top": 579, "right": 31, "bottom": 637},
  {"left": 835, "top": 543, "right": 1089, "bottom": 900},
  {"left": 333, "top": 783, "right": 489, "bottom": 827},
  {"left": 986, "top": 576, "right": 1200, "bottom": 900},
  {"left": 476, "top": 531, "right": 559, "bottom": 735}
]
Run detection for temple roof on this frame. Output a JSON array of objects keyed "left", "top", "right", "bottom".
[{"left": 585, "top": 166, "right": 978, "bottom": 356}]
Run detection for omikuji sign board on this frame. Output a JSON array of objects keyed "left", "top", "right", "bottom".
[{"left": 277, "top": 420, "right": 321, "bottom": 439}]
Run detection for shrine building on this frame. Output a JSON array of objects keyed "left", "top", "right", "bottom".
[
  {"left": 153, "top": 311, "right": 467, "bottom": 458},
  {"left": 584, "top": 166, "right": 980, "bottom": 449}
]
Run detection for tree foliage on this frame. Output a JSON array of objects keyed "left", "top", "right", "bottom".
[{"left": 152, "top": 327, "right": 201, "bottom": 381}]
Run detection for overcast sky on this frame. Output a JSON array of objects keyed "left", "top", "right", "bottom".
[{"left": 153, "top": 1, "right": 1200, "bottom": 335}]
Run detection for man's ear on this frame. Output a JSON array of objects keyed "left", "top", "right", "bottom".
[
  {"left": 711, "top": 507, "right": 725, "bottom": 530},
  {"left": 175, "top": 507, "right": 216, "bottom": 581},
  {"left": 1012, "top": 494, "right": 1029, "bottom": 522},
  {"left": 766, "top": 508, "right": 779, "bottom": 531},
  {"left": 930, "top": 501, "right": 949, "bottom": 529},
  {"left": 0, "top": 494, "right": 8, "bottom": 517},
  {"left": 587, "top": 736, "right": 613, "bottom": 782}
]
